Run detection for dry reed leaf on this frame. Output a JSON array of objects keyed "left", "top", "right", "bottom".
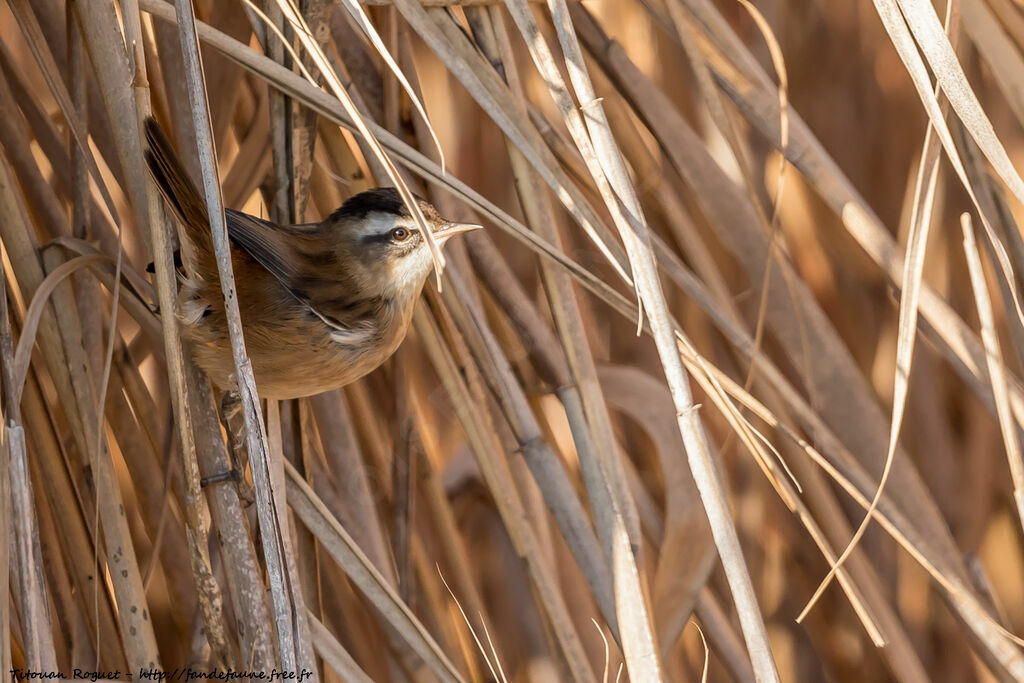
[
  {"left": 678, "top": 0, "right": 1024, "bottom": 445},
  {"left": 700, "top": 335, "right": 1024, "bottom": 654},
  {"left": 733, "top": 0, "right": 792, "bottom": 392},
  {"left": 596, "top": 366, "right": 715, "bottom": 652},
  {"left": 335, "top": 0, "right": 446, "bottom": 170},
  {"left": 870, "top": 0, "right": 1024, "bottom": 338},
  {"left": 691, "top": 620, "right": 710, "bottom": 683},
  {"left": 309, "top": 391, "right": 396, "bottom": 584},
  {"left": 798, "top": 0, "right": 958, "bottom": 624},
  {"left": 573, "top": 8, "right": 895, "bottom": 653},
  {"left": 9, "top": 256, "right": 115, "bottom": 419},
  {"left": 962, "top": 0, "right": 1024, "bottom": 128},
  {"left": 807, "top": 0, "right": 1024, "bottom": 618},
  {"left": 672, "top": 335, "right": 889, "bottom": 648},
  {"left": 961, "top": 213, "right": 1024, "bottom": 532},
  {"left": 668, "top": 0, "right": 794, "bottom": 397},
  {"left": 897, "top": 0, "right": 1024, "bottom": 203}
]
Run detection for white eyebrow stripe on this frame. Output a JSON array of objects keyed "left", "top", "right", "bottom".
[{"left": 357, "top": 212, "right": 417, "bottom": 239}]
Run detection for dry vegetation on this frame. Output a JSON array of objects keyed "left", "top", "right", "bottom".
[{"left": 6, "top": 0, "right": 1024, "bottom": 680}]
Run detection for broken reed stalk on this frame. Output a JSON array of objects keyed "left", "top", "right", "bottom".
[{"left": 2, "top": 241, "right": 57, "bottom": 673}]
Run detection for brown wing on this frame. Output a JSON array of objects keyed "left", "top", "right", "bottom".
[
  {"left": 223, "top": 209, "right": 311, "bottom": 283},
  {"left": 146, "top": 118, "right": 378, "bottom": 342},
  {"left": 224, "top": 210, "right": 377, "bottom": 343}
]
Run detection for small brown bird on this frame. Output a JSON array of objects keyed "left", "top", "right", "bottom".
[{"left": 143, "top": 118, "right": 480, "bottom": 399}]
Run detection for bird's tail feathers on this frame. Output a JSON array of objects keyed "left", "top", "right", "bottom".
[{"left": 143, "top": 117, "right": 217, "bottom": 281}]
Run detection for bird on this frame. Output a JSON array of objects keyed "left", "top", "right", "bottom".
[{"left": 143, "top": 117, "right": 481, "bottom": 400}]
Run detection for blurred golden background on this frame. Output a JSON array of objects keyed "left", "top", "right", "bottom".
[{"left": 3, "top": 0, "right": 1024, "bottom": 681}]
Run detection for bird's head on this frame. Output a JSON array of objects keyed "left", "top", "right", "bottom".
[{"left": 330, "top": 187, "right": 481, "bottom": 298}]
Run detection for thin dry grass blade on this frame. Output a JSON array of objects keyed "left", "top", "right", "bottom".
[
  {"left": 895, "top": 0, "right": 1024, "bottom": 204},
  {"left": 645, "top": 4, "right": 1024, "bottom": 671},
  {"left": 308, "top": 613, "right": 375, "bottom": 683},
  {"left": 268, "top": 0, "right": 447, "bottom": 279},
  {"left": 335, "top": 0, "right": 445, "bottom": 171},
  {"left": 666, "top": 0, "right": 793, "bottom": 394},
  {"left": 388, "top": 0, "right": 635, "bottom": 286},
  {"left": 798, "top": 0, "right": 958, "bottom": 621},
  {"left": 961, "top": 213, "right": 1024, "bottom": 533},
  {"left": 804, "top": 0, "right": 1024, "bottom": 615},
  {"left": 284, "top": 459, "right": 465, "bottom": 682}
]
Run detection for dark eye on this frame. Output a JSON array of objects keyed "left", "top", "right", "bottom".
[{"left": 391, "top": 227, "right": 410, "bottom": 241}]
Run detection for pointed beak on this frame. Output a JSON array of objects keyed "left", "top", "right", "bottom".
[{"left": 435, "top": 222, "right": 483, "bottom": 241}]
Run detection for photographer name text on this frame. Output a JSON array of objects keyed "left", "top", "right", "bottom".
[{"left": 11, "top": 669, "right": 314, "bottom": 683}]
